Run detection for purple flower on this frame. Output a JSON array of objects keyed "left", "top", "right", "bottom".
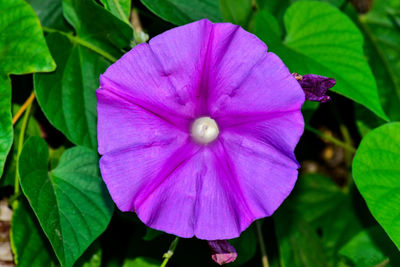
[
  {"left": 208, "top": 240, "right": 237, "bottom": 265},
  {"left": 97, "top": 19, "right": 305, "bottom": 240},
  {"left": 293, "top": 73, "right": 335, "bottom": 103}
]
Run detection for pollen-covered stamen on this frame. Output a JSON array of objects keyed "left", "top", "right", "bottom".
[{"left": 191, "top": 117, "right": 219, "bottom": 144}]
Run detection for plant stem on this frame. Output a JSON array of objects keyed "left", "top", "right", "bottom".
[
  {"left": 42, "top": 27, "right": 117, "bottom": 62},
  {"left": 339, "top": 123, "right": 354, "bottom": 166},
  {"left": 12, "top": 92, "right": 35, "bottom": 125},
  {"left": 160, "top": 237, "right": 179, "bottom": 267},
  {"left": 112, "top": 0, "right": 129, "bottom": 23},
  {"left": 256, "top": 220, "right": 270, "bottom": 267},
  {"left": 14, "top": 96, "right": 34, "bottom": 195},
  {"left": 305, "top": 125, "right": 357, "bottom": 153}
]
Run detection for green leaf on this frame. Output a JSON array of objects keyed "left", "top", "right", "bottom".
[
  {"left": 34, "top": 0, "right": 133, "bottom": 149},
  {"left": 256, "top": 1, "right": 388, "bottom": 121},
  {"left": 35, "top": 33, "right": 110, "bottom": 149},
  {"left": 18, "top": 137, "right": 114, "bottom": 267},
  {"left": 27, "top": 0, "right": 71, "bottom": 30},
  {"left": 140, "top": 0, "right": 222, "bottom": 25},
  {"left": 122, "top": 257, "right": 160, "bottom": 267},
  {"left": 352, "top": 122, "right": 400, "bottom": 250},
  {"left": 0, "top": 0, "right": 55, "bottom": 177},
  {"left": 351, "top": 0, "right": 400, "bottom": 135},
  {"left": 62, "top": 0, "right": 133, "bottom": 58},
  {"left": 219, "top": 0, "right": 253, "bottom": 28},
  {"left": 358, "top": 0, "right": 400, "bottom": 122},
  {"left": 274, "top": 206, "right": 330, "bottom": 267},
  {"left": 100, "top": 0, "right": 131, "bottom": 23},
  {"left": 339, "top": 226, "right": 400, "bottom": 267},
  {"left": 11, "top": 199, "right": 56, "bottom": 267}
]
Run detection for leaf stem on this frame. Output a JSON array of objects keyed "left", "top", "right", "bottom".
[
  {"left": 305, "top": 125, "right": 357, "bottom": 153},
  {"left": 256, "top": 220, "right": 270, "bottom": 267},
  {"left": 14, "top": 95, "right": 34, "bottom": 195},
  {"left": 112, "top": 0, "right": 129, "bottom": 23},
  {"left": 12, "top": 91, "right": 35, "bottom": 125},
  {"left": 160, "top": 237, "right": 179, "bottom": 267},
  {"left": 42, "top": 26, "right": 117, "bottom": 62}
]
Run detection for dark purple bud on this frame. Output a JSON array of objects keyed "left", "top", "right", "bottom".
[
  {"left": 293, "top": 73, "right": 336, "bottom": 103},
  {"left": 208, "top": 240, "right": 237, "bottom": 265}
]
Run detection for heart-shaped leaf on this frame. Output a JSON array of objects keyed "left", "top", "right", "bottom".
[
  {"left": 18, "top": 137, "right": 114, "bottom": 267},
  {"left": 34, "top": 0, "right": 133, "bottom": 149},
  {"left": 0, "top": 0, "right": 55, "bottom": 177},
  {"left": 352, "top": 122, "right": 400, "bottom": 250},
  {"left": 256, "top": 1, "right": 388, "bottom": 121}
]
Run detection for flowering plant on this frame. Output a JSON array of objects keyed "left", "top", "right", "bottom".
[{"left": 1, "top": 0, "right": 400, "bottom": 267}]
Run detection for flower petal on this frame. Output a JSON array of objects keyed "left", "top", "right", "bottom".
[
  {"left": 217, "top": 115, "right": 303, "bottom": 220},
  {"left": 96, "top": 88, "right": 189, "bottom": 155},
  {"left": 99, "top": 136, "right": 191, "bottom": 213},
  {"left": 206, "top": 26, "right": 304, "bottom": 120},
  {"left": 100, "top": 20, "right": 212, "bottom": 124}
]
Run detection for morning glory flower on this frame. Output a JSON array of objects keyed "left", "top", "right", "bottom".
[{"left": 97, "top": 19, "right": 305, "bottom": 240}]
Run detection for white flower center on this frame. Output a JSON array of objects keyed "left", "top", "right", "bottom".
[{"left": 191, "top": 117, "right": 219, "bottom": 144}]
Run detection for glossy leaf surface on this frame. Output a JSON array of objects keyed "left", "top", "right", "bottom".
[
  {"left": 18, "top": 137, "right": 114, "bottom": 267},
  {"left": 353, "top": 122, "right": 400, "bottom": 250}
]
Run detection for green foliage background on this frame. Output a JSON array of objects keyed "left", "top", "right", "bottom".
[{"left": 0, "top": 0, "right": 399, "bottom": 266}]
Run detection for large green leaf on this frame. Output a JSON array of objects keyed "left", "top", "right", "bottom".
[
  {"left": 350, "top": 0, "right": 400, "bottom": 135},
  {"left": 18, "top": 137, "right": 114, "bottom": 267},
  {"left": 35, "top": 33, "right": 109, "bottom": 149},
  {"left": 140, "top": 0, "right": 222, "bottom": 25},
  {"left": 358, "top": 0, "right": 400, "bottom": 121},
  {"left": 11, "top": 199, "right": 56, "bottom": 267},
  {"left": 12, "top": 199, "right": 105, "bottom": 267},
  {"left": 0, "top": 0, "right": 55, "bottom": 177},
  {"left": 256, "top": 1, "right": 388, "bottom": 121},
  {"left": 352, "top": 122, "right": 400, "bottom": 250},
  {"left": 34, "top": 0, "right": 132, "bottom": 150},
  {"left": 339, "top": 226, "right": 400, "bottom": 267},
  {"left": 219, "top": 0, "right": 253, "bottom": 28}
]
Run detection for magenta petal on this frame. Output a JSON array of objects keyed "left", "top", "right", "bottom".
[
  {"left": 96, "top": 89, "right": 188, "bottom": 155},
  {"left": 206, "top": 25, "right": 304, "bottom": 118},
  {"left": 208, "top": 240, "right": 237, "bottom": 265},
  {"left": 134, "top": 145, "right": 247, "bottom": 239},
  {"left": 99, "top": 42, "right": 196, "bottom": 126},
  {"left": 99, "top": 136, "right": 190, "bottom": 213},
  {"left": 147, "top": 19, "right": 213, "bottom": 114}
]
